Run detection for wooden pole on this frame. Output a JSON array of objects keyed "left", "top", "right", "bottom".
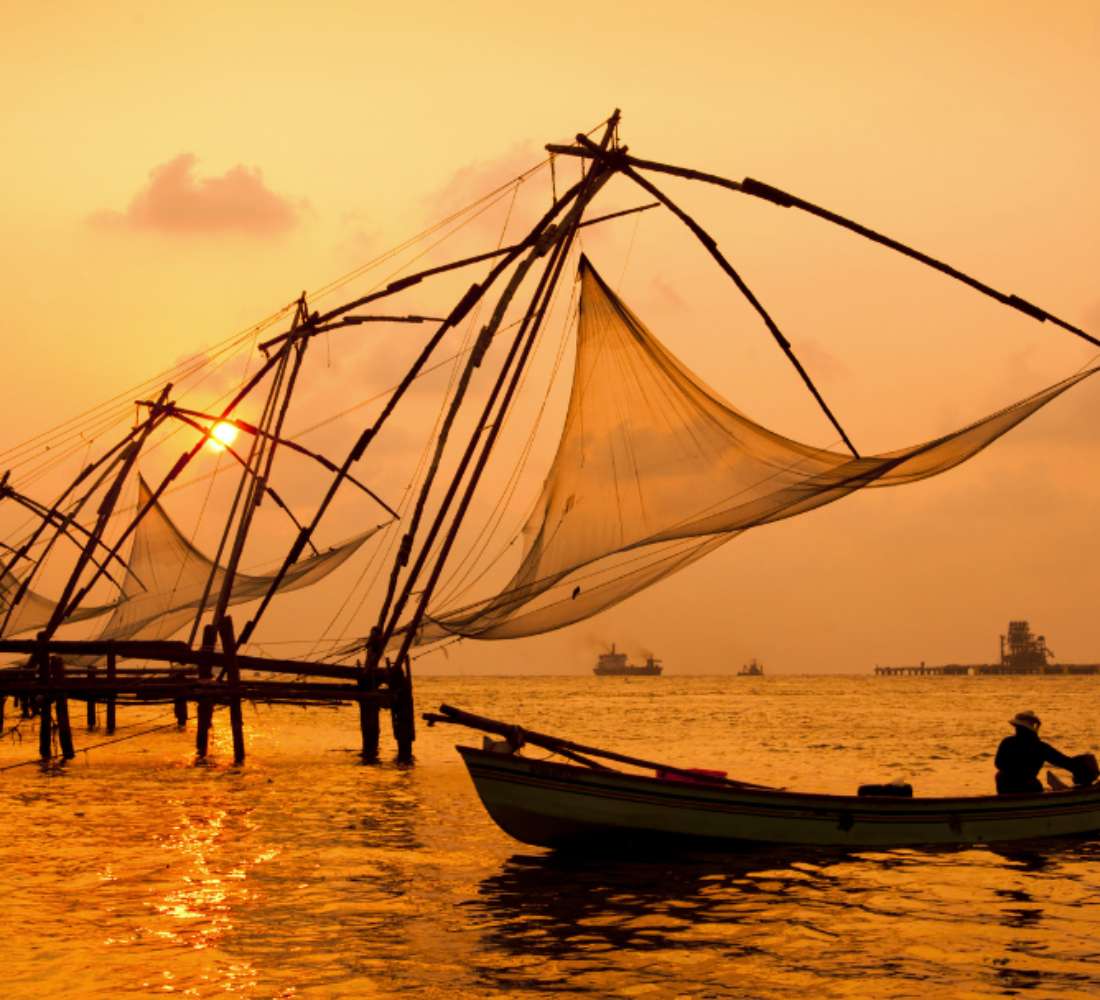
[
  {"left": 195, "top": 624, "right": 216, "bottom": 758},
  {"left": 236, "top": 164, "right": 605, "bottom": 651},
  {"left": 52, "top": 657, "right": 75, "bottom": 760},
  {"left": 357, "top": 652, "right": 380, "bottom": 762},
  {"left": 38, "top": 700, "right": 52, "bottom": 760},
  {"left": 170, "top": 667, "right": 188, "bottom": 727},
  {"left": 45, "top": 385, "right": 173, "bottom": 635},
  {"left": 36, "top": 635, "right": 51, "bottom": 760},
  {"left": 389, "top": 664, "right": 414, "bottom": 764},
  {"left": 173, "top": 679, "right": 189, "bottom": 728},
  {"left": 0, "top": 422, "right": 148, "bottom": 636},
  {"left": 571, "top": 136, "right": 860, "bottom": 459},
  {"left": 426, "top": 704, "right": 775, "bottom": 791},
  {"left": 105, "top": 648, "right": 117, "bottom": 734},
  {"left": 547, "top": 141, "right": 1099, "bottom": 349},
  {"left": 218, "top": 616, "right": 245, "bottom": 765},
  {"left": 384, "top": 170, "right": 610, "bottom": 674},
  {"left": 85, "top": 665, "right": 97, "bottom": 730}
]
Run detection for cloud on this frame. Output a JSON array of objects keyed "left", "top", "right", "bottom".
[
  {"left": 425, "top": 142, "right": 540, "bottom": 218},
  {"left": 90, "top": 154, "right": 302, "bottom": 236},
  {"left": 423, "top": 143, "right": 554, "bottom": 245}
]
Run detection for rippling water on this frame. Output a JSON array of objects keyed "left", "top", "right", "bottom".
[{"left": 4, "top": 675, "right": 1100, "bottom": 998}]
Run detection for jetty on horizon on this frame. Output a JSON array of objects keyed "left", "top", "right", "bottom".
[{"left": 875, "top": 620, "right": 1100, "bottom": 676}]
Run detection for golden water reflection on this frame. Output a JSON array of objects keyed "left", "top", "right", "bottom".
[{"left": 6, "top": 680, "right": 1100, "bottom": 998}]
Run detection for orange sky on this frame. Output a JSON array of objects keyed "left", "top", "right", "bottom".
[{"left": 3, "top": 1, "right": 1099, "bottom": 674}]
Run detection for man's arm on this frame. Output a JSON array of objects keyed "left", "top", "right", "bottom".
[{"left": 1041, "top": 741, "right": 1075, "bottom": 770}]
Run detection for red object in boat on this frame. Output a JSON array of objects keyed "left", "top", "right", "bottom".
[{"left": 656, "top": 768, "right": 727, "bottom": 785}]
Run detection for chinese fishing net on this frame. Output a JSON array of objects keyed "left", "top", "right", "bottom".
[
  {"left": 407, "top": 256, "right": 1097, "bottom": 644},
  {"left": 3, "top": 477, "right": 380, "bottom": 643}
]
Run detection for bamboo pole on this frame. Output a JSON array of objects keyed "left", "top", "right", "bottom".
[
  {"left": 426, "top": 704, "right": 775, "bottom": 791},
  {"left": 572, "top": 134, "right": 860, "bottom": 458},
  {"left": 377, "top": 117, "right": 620, "bottom": 763},
  {"left": 256, "top": 193, "right": 653, "bottom": 351},
  {"left": 384, "top": 133, "right": 618, "bottom": 672},
  {"left": 45, "top": 385, "right": 173, "bottom": 634},
  {"left": 3, "top": 488, "right": 136, "bottom": 590},
  {"left": 0, "top": 637, "right": 374, "bottom": 680},
  {"left": 545, "top": 143, "right": 1099, "bottom": 349},
  {"left": 68, "top": 333, "right": 299, "bottom": 627},
  {"left": 191, "top": 310, "right": 300, "bottom": 647},
  {"left": 236, "top": 162, "right": 607, "bottom": 650},
  {"left": 0, "top": 677, "right": 390, "bottom": 701},
  {"left": 0, "top": 419, "right": 151, "bottom": 636}
]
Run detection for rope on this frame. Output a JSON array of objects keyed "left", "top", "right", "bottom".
[{"left": 0, "top": 706, "right": 223, "bottom": 772}]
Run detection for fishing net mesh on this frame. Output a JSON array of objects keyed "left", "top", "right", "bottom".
[
  {"left": 410, "top": 257, "right": 1096, "bottom": 643},
  {"left": 3, "top": 477, "right": 378, "bottom": 644}
]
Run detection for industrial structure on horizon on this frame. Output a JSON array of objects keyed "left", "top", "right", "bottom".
[{"left": 875, "top": 621, "right": 1100, "bottom": 676}]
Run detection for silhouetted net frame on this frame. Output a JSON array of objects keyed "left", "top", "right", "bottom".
[
  {"left": 399, "top": 257, "right": 1096, "bottom": 643},
  {"left": 3, "top": 477, "right": 379, "bottom": 649}
]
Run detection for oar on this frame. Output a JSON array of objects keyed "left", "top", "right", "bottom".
[{"left": 424, "top": 703, "right": 777, "bottom": 791}]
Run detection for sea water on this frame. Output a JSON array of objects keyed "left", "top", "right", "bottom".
[{"left": 3, "top": 675, "right": 1099, "bottom": 998}]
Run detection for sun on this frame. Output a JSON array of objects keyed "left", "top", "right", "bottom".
[{"left": 207, "top": 421, "right": 239, "bottom": 453}]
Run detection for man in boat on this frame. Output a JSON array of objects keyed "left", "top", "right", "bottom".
[{"left": 994, "top": 711, "right": 1076, "bottom": 794}]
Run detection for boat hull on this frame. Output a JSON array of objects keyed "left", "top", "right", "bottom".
[{"left": 458, "top": 746, "right": 1100, "bottom": 849}]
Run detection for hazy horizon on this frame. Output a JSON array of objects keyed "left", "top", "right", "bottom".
[{"left": 4, "top": 1, "right": 1099, "bottom": 676}]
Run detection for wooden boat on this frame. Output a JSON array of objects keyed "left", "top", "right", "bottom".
[
  {"left": 458, "top": 746, "right": 1100, "bottom": 849},
  {"left": 429, "top": 706, "right": 1100, "bottom": 850}
]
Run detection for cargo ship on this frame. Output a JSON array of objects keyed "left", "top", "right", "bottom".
[
  {"left": 594, "top": 644, "right": 663, "bottom": 676},
  {"left": 738, "top": 658, "right": 764, "bottom": 676}
]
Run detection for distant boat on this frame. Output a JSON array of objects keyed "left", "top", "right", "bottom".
[
  {"left": 594, "top": 644, "right": 663, "bottom": 676},
  {"left": 738, "top": 659, "right": 764, "bottom": 677}
]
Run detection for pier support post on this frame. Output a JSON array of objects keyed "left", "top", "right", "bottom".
[
  {"left": 105, "top": 648, "right": 117, "bottom": 735},
  {"left": 217, "top": 616, "right": 246, "bottom": 765},
  {"left": 357, "top": 655, "right": 380, "bottom": 762},
  {"left": 172, "top": 670, "right": 188, "bottom": 727},
  {"left": 38, "top": 700, "right": 52, "bottom": 760},
  {"left": 389, "top": 661, "right": 415, "bottom": 764},
  {"left": 359, "top": 698, "right": 381, "bottom": 762},
  {"left": 52, "top": 657, "right": 75, "bottom": 760},
  {"left": 36, "top": 636, "right": 52, "bottom": 760},
  {"left": 85, "top": 665, "right": 97, "bottom": 730},
  {"left": 196, "top": 624, "right": 216, "bottom": 758}
]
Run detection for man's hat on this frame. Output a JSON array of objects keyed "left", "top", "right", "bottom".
[{"left": 1010, "top": 710, "right": 1041, "bottom": 732}]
